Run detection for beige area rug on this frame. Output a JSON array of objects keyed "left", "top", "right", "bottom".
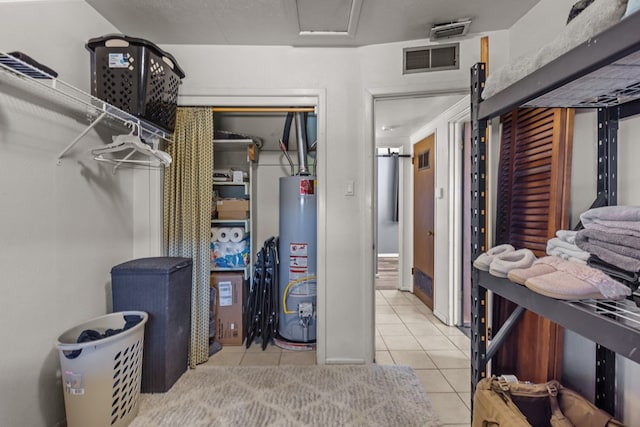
[{"left": 130, "top": 364, "right": 441, "bottom": 427}]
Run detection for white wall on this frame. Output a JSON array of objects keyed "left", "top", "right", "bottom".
[
  {"left": 508, "top": 0, "right": 575, "bottom": 59},
  {"left": 170, "top": 44, "right": 367, "bottom": 363},
  {"left": 507, "top": 1, "right": 640, "bottom": 424},
  {"left": 0, "top": 2, "right": 162, "bottom": 426},
  {"left": 169, "top": 30, "right": 511, "bottom": 364}
]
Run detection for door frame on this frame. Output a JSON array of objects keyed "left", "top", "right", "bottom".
[
  {"left": 365, "top": 87, "right": 469, "bottom": 350},
  {"left": 447, "top": 110, "right": 473, "bottom": 326},
  {"left": 178, "top": 88, "right": 327, "bottom": 363}
]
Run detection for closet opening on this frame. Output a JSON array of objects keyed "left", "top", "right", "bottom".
[
  {"left": 176, "top": 91, "right": 325, "bottom": 364},
  {"left": 213, "top": 108, "right": 318, "bottom": 351}
]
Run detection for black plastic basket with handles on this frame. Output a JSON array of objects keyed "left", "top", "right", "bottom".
[{"left": 86, "top": 34, "right": 185, "bottom": 133}]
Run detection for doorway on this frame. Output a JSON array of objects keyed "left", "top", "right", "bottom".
[
  {"left": 376, "top": 146, "right": 402, "bottom": 291},
  {"left": 178, "top": 90, "right": 327, "bottom": 363},
  {"left": 369, "top": 91, "right": 469, "bottom": 359}
]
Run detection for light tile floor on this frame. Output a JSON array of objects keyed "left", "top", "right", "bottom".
[
  {"left": 375, "top": 289, "right": 471, "bottom": 426},
  {"left": 205, "top": 289, "right": 471, "bottom": 426}
]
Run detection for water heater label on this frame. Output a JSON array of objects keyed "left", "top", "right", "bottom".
[
  {"left": 290, "top": 256, "right": 308, "bottom": 268},
  {"left": 290, "top": 243, "right": 308, "bottom": 256},
  {"left": 300, "top": 179, "right": 315, "bottom": 195},
  {"left": 290, "top": 243, "right": 308, "bottom": 274}
]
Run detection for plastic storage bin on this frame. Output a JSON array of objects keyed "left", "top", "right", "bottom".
[
  {"left": 86, "top": 34, "right": 185, "bottom": 132},
  {"left": 56, "top": 311, "right": 148, "bottom": 427},
  {"left": 111, "top": 257, "right": 192, "bottom": 393}
]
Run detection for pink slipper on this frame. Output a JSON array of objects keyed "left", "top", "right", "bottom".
[
  {"left": 507, "top": 256, "right": 565, "bottom": 285},
  {"left": 524, "top": 261, "right": 632, "bottom": 300}
]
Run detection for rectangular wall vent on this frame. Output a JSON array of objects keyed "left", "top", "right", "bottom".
[
  {"left": 403, "top": 43, "right": 459, "bottom": 74},
  {"left": 429, "top": 20, "right": 471, "bottom": 40}
]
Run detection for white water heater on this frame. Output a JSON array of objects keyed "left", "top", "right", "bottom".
[{"left": 278, "top": 175, "right": 317, "bottom": 342}]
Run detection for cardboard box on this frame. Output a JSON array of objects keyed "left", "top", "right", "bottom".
[
  {"left": 210, "top": 272, "right": 246, "bottom": 345},
  {"left": 217, "top": 198, "right": 249, "bottom": 211},
  {"left": 218, "top": 210, "right": 249, "bottom": 220}
]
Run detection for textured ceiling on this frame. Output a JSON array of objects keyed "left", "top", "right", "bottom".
[
  {"left": 84, "top": 0, "right": 540, "bottom": 47},
  {"left": 81, "top": 0, "right": 540, "bottom": 137}
]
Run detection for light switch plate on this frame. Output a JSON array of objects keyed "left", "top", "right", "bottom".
[{"left": 345, "top": 180, "right": 355, "bottom": 196}]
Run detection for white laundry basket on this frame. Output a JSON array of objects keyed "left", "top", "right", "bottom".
[{"left": 56, "top": 311, "right": 148, "bottom": 427}]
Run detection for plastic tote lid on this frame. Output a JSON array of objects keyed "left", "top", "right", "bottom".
[
  {"left": 111, "top": 257, "right": 192, "bottom": 274},
  {"left": 85, "top": 33, "right": 185, "bottom": 78}
]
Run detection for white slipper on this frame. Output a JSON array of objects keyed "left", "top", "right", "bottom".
[
  {"left": 473, "top": 244, "right": 515, "bottom": 271},
  {"left": 489, "top": 249, "right": 537, "bottom": 278}
]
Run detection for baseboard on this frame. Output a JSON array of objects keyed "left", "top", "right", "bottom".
[
  {"left": 433, "top": 309, "right": 448, "bottom": 325},
  {"left": 325, "top": 358, "right": 366, "bottom": 364},
  {"left": 377, "top": 253, "right": 399, "bottom": 258}
]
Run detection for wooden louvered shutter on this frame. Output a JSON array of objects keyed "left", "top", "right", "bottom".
[
  {"left": 493, "top": 107, "right": 574, "bottom": 383},
  {"left": 495, "top": 112, "right": 514, "bottom": 245}
]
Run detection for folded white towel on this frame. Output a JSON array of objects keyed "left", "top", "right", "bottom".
[
  {"left": 555, "top": 230, "right": 577, "bottom": 244},
  {"left": 546, "top": 237, "right": 590, "bottom": 262},
  {"left": 546, "top": 248, "right": 588, "bottom": 265}
]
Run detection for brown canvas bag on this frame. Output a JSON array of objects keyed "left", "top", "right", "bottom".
[{"left": 472, "top": 376, "right": 625, "bottom": 427}]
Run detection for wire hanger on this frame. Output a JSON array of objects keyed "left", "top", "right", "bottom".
[{"left": 91, "top": 121, "right": 172, "bottom": 173}]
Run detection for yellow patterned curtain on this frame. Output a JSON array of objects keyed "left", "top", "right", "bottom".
[{"left": 164, "top": 107, "right": 213, "bottom": 367}]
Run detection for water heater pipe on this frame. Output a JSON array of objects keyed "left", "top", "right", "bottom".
[{"left": 294, "top": 112, "right": 309, "bottom": 175}]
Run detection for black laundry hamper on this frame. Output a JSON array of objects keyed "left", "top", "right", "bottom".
[{"left": 111, "top": 257, "right": 192, "bottom": 393}]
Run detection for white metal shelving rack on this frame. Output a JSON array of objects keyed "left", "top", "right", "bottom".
[
  {"left": 211, "top": 138, "right": 258, "bottom": 280},
  {"left": 0, "top": 51, "right": 172, "bottom": 163}
]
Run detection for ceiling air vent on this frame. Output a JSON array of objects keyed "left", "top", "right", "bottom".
[
  {"left": 403, "top": 43, "right": 459, "bottom": 74},
  {"left": 429, "top": 19, "right": 471, "bottom": 40}
]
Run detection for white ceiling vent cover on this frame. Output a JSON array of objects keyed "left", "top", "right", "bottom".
[
  {"left": 403, "top": 43, "right": 460, "bottom": 74},
  {"left": 429, "top": 19, "right": 471, "bottom": 40}
]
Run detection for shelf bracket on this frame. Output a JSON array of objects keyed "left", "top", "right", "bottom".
[
  {"left": 486, "top": 305, "right": 526, "bottom": 361},
  {"left": 57, "top": 112, "right": 107, "bottom": 164}
]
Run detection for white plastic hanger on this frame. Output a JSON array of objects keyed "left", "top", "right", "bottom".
[{"left": 91, "top": 122, "right": 172, "bottom": 172}]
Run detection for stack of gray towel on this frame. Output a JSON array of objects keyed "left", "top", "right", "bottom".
[{"left": 575, "top": 206, "right": 640, "bottom": 289}]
